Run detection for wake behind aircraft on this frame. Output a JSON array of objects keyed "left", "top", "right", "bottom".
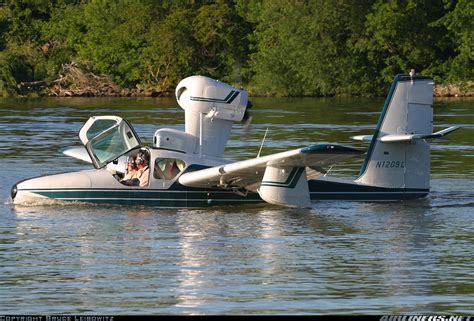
[{"left": 11, "top": 73, "right": 460, "bottom": 208}]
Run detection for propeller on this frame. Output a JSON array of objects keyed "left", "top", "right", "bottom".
[{"left": 242, "top": 100, "right": 253, "bottom": 128}]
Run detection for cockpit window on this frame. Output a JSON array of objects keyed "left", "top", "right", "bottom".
[
  {"left": 89, "top": 126, "right": 130, "bottom": 166},
  {"left": 154, "top": 158, "right": 186, "bottom": 180},
  {"left": 79, "top": 116, "right": 141, "bottom": 169},
  {"left": 86, "top": 119, "right": 117, "bottom": 141}
]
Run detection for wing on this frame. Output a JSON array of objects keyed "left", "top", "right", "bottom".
[
  {"left": 63, "top": 146, "right": 130, "bottom": 174},
  {"left": 179, "top": 143, "right": 364, "bottom": 192}
]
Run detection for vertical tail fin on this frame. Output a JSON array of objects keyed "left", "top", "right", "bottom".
[{"left": 356, "top": 74, "right": 434, "bottom": 189}]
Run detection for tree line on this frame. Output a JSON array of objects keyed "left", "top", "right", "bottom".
[{"left": 0, "top": 0, "right": 472, "bottom": 97}]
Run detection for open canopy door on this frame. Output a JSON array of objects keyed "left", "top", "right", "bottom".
[{"left": 79, "top": 116, "right": 141, "bottom": 169}]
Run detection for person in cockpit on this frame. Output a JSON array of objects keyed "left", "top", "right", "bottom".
[
  {"left": 154, "top": 158, "right": 185, "bottom": 180},
  {"left": 135, "top": 150, "right": 150, "bottom": 187},
  {"left": 120, "top": 150, "right": 149, "bottom": 187},
  {"left": 120, "top": 158, "right": 138, "bottom": 186}
]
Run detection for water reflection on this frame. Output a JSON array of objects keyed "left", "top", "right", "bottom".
[
  {"left": 359, "top": 203, "right": 434, "bottom": 295},
  {"left": 175, "top": 212, "right": 208, "bottom": 311},
  {"left": 3, "top": 196, "right": 474, "bottom": 313}
]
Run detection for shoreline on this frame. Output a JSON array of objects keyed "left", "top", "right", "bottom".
[
  {"left": 10, "top": 64, "right": 473, "bottom": 98},
  {"left": 433, "top": 82, "right": 473, "bottom": 97},
  {"left": 9, "top": 82, "right": 474, "bottom": 99}
]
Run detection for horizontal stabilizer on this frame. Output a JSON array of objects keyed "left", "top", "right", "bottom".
[
  {"left": 380, "top": 134, "right": 417, "bottom": 142},
  {"left": 62, "top": 146, "right": 92, "bottom": 163},
  {"left": 351, "top": 135, "right": 373, "bottom": 141},
  {"left": 352, "top": 126, "right": 460, "bottom": 143},
  {"left": 428, "top": 126, "right": 461, "bottom": 138},
  {"left": 380, "top": 126, "right": 461, "bottom": 143}
]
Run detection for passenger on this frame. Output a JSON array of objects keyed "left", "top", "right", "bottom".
[
  {"left": 135, "top": 150, "right": 150, "bottom": 187},
  {"left": 154, "top": 158, "right": 185, "bottom": 180},
  {"left": 168, "top": 160, "right": 180, "bottom": 179},
  {"left": 154, "top": 160, "right": 165, "bottom": 179}
]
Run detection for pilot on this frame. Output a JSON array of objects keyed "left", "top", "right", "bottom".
[{"left": 135, "top": 150, "right": 150, "bottom": 187}]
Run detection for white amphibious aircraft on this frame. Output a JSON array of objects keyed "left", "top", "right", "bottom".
[{"left": 11, "top": 73, "right": 460, "bottom": 208}]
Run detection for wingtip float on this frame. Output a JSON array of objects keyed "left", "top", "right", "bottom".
[{"left": 11, "top": 73, "right": 461, "bottom": 208}]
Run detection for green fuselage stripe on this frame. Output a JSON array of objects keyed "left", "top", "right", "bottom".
[
  {"left": 22, "top": 179, "right": 429, "bottom": 206},
  {"left": 190, "top": 90, "right": 240, "bottom": 104}
]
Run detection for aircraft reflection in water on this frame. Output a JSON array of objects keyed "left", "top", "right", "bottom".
[{"left": 11, "top": 72, "right": 460, "bottom": 208}]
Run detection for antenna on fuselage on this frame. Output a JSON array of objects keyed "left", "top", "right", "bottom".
[{"left": 257, "top": 128, "right": 269, "bottom": 158}]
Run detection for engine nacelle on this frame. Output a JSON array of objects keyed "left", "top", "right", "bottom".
[
  {"left": 175, "top": 76, "right": 250, "bottom": 158},
  {"left": 176, "top": 75, "right": 248, "bottom": 122}
]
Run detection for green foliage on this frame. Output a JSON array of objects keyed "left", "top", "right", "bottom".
[
  {"left": 40, "top": 2, "right": 86, "bottom": 80},
  {"left": 77, "top": 1, "right": 152, "bottom": 87},
  {"left": 0, "top": 52, "right": 18, "bottom": 97},
  {"left": 354, "top": 0, "right": 451, "bottom": 87},
  {"left": 247, "top": 0, "right": 377, "bottom": 96},
  {"left": 193, "top": 1, "right": 251, "bottom": 84},
  {"left": 0, "top": 0, "right": 471, "bottom": 97},
  {"left": 0, "top": 0, "right": 52, "bottom": 95},
  {"left": 142, "top": 8, "right": 196, "bottom": 91},
  {"left": 436, "top": 0, "right": 474, "bottom": 83}
]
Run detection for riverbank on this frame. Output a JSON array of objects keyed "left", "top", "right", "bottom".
[
  {"left": 433, "top": 82, "right": 474, "bottom": 97},
  {"left": 15, "top": 63, "right": 172, "bottom": 98},
  {"left": 11, "top": 64, "right": 474, "bottom": 98},
  {"left": 14, "top": 82, "right": 474, "bottom": 98}
]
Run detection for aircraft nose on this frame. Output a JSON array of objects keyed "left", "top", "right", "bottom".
[{"left": 11, "top": 184, "right": 17, "bottom": 201}]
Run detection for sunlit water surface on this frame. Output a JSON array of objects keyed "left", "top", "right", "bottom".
[{"left": 0, "top": 97, "right": 473, "bottom": 314}]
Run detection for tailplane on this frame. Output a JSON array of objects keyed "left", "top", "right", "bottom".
[{"left": 354, "top": 73, "right": 459, "bottom": 190}]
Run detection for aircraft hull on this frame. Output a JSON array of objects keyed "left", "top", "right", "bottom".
[
  {"left": 12, "top": 187, "right": 261, "bottom": 207},
  {"left": 308, "top": 179, "right": 428, "bottom": 201},
  {"left": 11, "top": 170, "right": 428, "bottom": 207}
]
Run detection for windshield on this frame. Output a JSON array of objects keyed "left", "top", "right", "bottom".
[
  {"left": 86, "top": 119, "right": 118, "bottom": 141},
  {"left": 82, "top": 117, "right": 141, "bottom": 168},
  {"left": 89, "top": 125, "right": 130, "bottom": 166}
]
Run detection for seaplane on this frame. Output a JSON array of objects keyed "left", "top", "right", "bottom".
[{"left": 11, "top": 72, "right": 460, "bottom": 208}]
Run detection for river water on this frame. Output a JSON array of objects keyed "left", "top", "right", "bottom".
[{"left": 0, "top": 96, "right": 473, "bottom": 314}]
